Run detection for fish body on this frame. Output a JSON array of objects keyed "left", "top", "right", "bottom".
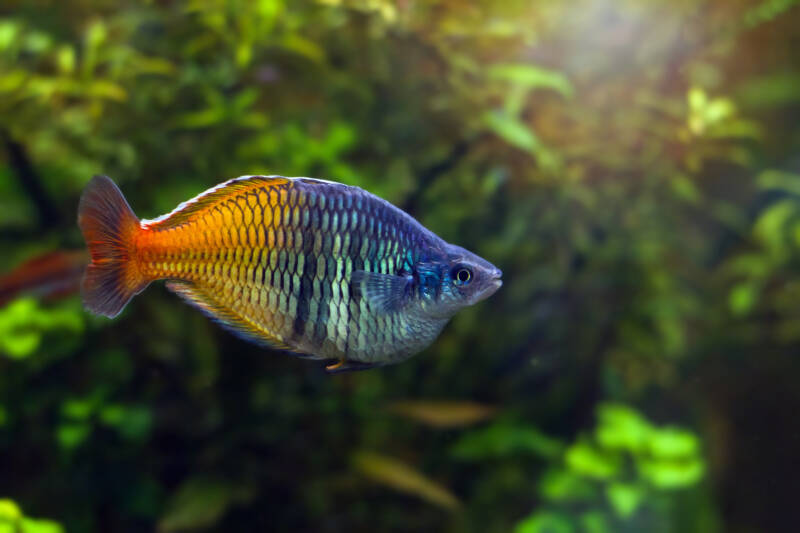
[{"left": 78, "top": 175, "right": 502, "bottom": 370}]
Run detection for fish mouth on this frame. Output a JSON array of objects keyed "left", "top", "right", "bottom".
[
  {"left": 480, "top": 269, "right": 503, "bottom": 300},
  {"left": 490, "top": 267, "right": 503, "bottom": 288},
  {"left": 474, "top": 279, "right": 502, "bottom": 303},
  {"left": 469, "top": 267, "right": 503, "bottom": 303}
]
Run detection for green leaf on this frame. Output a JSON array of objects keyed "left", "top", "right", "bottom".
[
  {"left": 130, "top": 55, "right": 175, "bottom": 76},
  {"left": 565, "top": 442, "right": 620, "bottom": 480},
  {"left": 638, "top": 457, "right": 705, "bottom": 489},
  {"left": 98, "top": 403, "right": 152, "bottom": 439},
  {"left": 231, "top": 88, "right": 258, "bottom": 113},
  {"left": 83, "top": 20, "right": 107, "bottom": 76},
  {"left": 86, "top": 20, "right": 107, "bottom": 49},
  {"left": 56, "top": 46, "right": 75, "bottom": 74},
  {"left": 452, "top": 421, "right": 564, "bottom": 460},
  {"left": 538, "top": 469, "right": 596, "bottom": 502},
  {"left": 648, "top": 428, "right": 700, "bottom": 459},
  {"left": 235, "top": 42, "right": 252, "bottom": 68},
  {"left": 729, "top": 282, "right": 759, "bottom": 316},
  {"left": 99, "top": 404, "right": 126, "bottom": 426},
  {"left": 22, "top": 31, "right": 52, "bottom": 54},
  {"left": 0, "top": 298, "right": 83, "bottom": 359},
  {"left": 688, "top": 88, "right": 707, "bottom": 111},
  {"left": 57, "top": 422, "right": 91, "bottom": 450},
  {"left": 595, "top": 404, "right": 653, "bottom": 453},
  {"left": 1, "top": 330, "right": 40, "bottom": 359},
  {"left": 743, "top": 0, "right": 800, "bottom": 27},
  {"left": 670, "top": 175, "right": 701, "bottom": 204},
  {"left": 484, "top": 111, "right": 539, "bottom": 153},
  {"left": 87, "top": 81, "right": 128, "bottom": 101},
  {"left": 115, "top": 406, "right": 152, "bottom": 441},
  {"left": 282, "top": 34, "right": 325, "bottom": 63},
  {"left": 62, "top": 398, "right": 95, "bottom": 420},
  {"left": 0, "top": 500, "right": 22, "bottom": 521},
  {"left": 488, "top": 64, "right": 574, "bottom": 97},
  {"left": 514, "top": 511, "right": 574, "bottom": 533},
  {"left": 605, "top": 483, "right": 643, "bottom": 518},
  {"left": 704, "top": 99, "right": 735, "bottom": 123},
  {"left": 757, "top": 170, "right": 800, "bottom": 196},
  {"left": 579, "top": 511, "right": 611, "bottom": 533},
  {"left": 737, "top": 73, "right": 800, "bottom": 110},
  {"left": 20, "top": 518, "right": 63, "bottom": 533},
  {"left": 0, "top": 502, "right": 62, "bottom": 533},
  {"left": 687, "top": 87, "right": 738, "bottom": 135},
  {"left": 754, "top": 199, "right": 796, "bottom": 251},
  {"left": 0, "top": 21, "right": 19, "bottom": 50},
  {"left": 0, "top": 299, "right": 41, "bottom": 359}
]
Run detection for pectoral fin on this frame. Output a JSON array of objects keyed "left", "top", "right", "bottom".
[{"left": 351, "top": 270, "right": 412, "bottom": 313}]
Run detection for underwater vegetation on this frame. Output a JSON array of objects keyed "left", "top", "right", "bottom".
[{"left": 1, "top": 0, "right": 800, "bottom": 531}]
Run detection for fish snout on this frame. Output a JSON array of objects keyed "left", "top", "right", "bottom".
[{"left": 489, "top": 267, "right": 502, "bottom": 288}]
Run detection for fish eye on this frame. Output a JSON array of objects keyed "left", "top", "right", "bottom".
[{"left": 453, "top": 267, "right": 472, "bottom": 285}]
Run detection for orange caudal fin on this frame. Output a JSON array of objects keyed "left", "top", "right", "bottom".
[{"left": 78, "top": 175, "right": 148, "bottom": 318}]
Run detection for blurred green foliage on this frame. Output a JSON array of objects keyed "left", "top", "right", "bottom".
[
  {"left": 0, "top": 298, "right": 83, "bottom": 359},
  {"left": 516, "top": 404, "right": 706, "bottom": 533},
  {"left": 0, "top": 500, "right": 62, "bottom": 533},
  {"left": 1, "top": 0, "right": 800, "bottom": 532}
]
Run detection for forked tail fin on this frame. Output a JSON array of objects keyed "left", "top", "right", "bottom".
[{"left": 78, "top": 175, "right": 148, "bottom": 318}]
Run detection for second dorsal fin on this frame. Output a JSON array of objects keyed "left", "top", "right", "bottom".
[{"left": 144, "top": 175, "right": 290, "bottom": 230}]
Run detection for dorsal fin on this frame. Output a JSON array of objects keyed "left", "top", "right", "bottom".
[
  {"left": 143, "top": 175, "right": 290, "bottom": 230},
  {"left": 166, "top": 281, "right": 294, "bottom": 352}
]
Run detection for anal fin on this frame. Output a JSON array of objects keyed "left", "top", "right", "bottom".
[{"left": 166, "top": 281, "right": 293, "bottom": 351}]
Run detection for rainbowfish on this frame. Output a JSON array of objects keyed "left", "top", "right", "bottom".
[{"left": 78, "top": 175, "right": 502, "bottom": 372}]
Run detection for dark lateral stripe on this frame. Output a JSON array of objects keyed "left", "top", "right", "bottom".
[
  {"left": 310, "top": 191, "right": 337, "bottom": 347},
  {"left": 313, "top": 225, "right": 333, "bottom": 346},
  {"left": 349, "top": 228, "right": 363, "bottom": 273},
  {"left": 291, "top": 209, "right": 316, "bottom": 341},
  {"left": 366, "top": 236, "right": 378, "bottom": 266}
]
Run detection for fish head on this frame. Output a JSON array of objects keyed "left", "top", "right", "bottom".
[{"left": 416, "top": 244, "right": 502, "bottom": 319}]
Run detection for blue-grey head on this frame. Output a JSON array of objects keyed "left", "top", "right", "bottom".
[
  {"left": 352, "top": 243, "right": 501, "bottom": 322},
  {"left": 416, "top": 244, "right": 503, "bottom": 319}
]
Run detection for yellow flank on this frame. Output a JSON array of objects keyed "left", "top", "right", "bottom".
[{"left": 135, "top": 177, "right": 291, "bottom": 293}]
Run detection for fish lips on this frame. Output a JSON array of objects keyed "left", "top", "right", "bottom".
[{"left": 474, "top": 269, "right": 503, "bottom": 303}]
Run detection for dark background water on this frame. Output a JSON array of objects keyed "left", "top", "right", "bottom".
[{"left": 1, "top": 1, "right": 800, "bottom": 531}]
